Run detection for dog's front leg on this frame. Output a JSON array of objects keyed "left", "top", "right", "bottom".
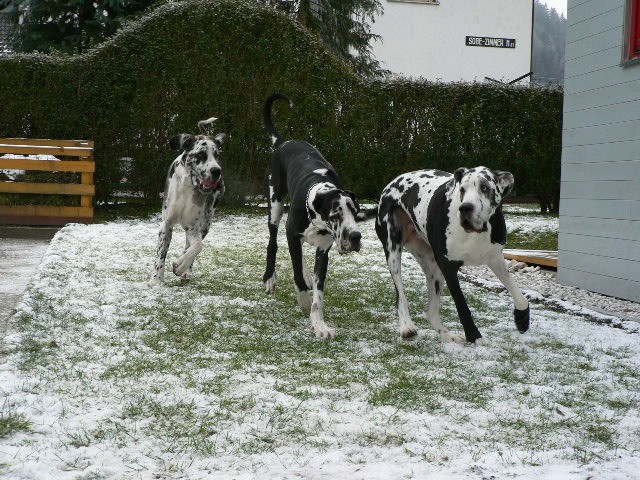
[
  {"left": 311, "top": 247, "right": 335, "bottom": 339},
  {"left": 440, "top": 264, "right": 486, "bottom": 345},
  {"left": 149, "top": 222, "right": 173, "bottom": 286},
  {"left": 286, "top": 231, "right": 312, "bottom": 313},
  {"left": 487, "top": 256, "right": 530, "bottom": 333},
  {"left": 173, "top": 227, "right": 203, "bottom": 278}
]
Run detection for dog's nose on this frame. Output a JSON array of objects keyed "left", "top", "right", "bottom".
[
  {"left": 459, "top": 203, "right": 474, "bottom": 214},
  {"left": 210, "top": 167, "right": 221, "bottom": 179},
  {"left": 349, "top": 231, "right": 362, "bottom": 244}
]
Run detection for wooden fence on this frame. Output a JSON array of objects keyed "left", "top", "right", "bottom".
[{"left": 0, "top": 138, "right": 95, "bottom": 225}]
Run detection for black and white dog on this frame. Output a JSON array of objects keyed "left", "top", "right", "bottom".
[
  {"left": 262, "top": 93, "right": 368, "bottom": 339},
  {"left": 375, "top": 167, "right": 530, "bottom": 344},
  {"left": 149, "top": 118, "right": 227, "bottom": 286}
]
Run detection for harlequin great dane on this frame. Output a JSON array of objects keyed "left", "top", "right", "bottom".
[
  {"left": 375, "top": 167, "right": 530, "bottom": 345},
  {"left": 149, "top": 117, "right": 227, "bottom": 286},
  {"left": 262, "top": 93, "right": 371, "bottom": 339}
]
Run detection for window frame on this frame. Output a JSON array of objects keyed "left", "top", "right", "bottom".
[{"left": 623, "top": 0, "right": 640, "bottom": 64}]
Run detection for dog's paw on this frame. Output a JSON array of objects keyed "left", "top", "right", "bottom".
[
  {"left": 297, "top": 289, "right": 312, "bottom": 314},
  {"left": 400, "top": 326, "right": 418, "bottom": 339},
  {"left": 514, "top": 305, "right": 530, "bottom": 333},
  {"left": 264, "top": 274, "right": 277, "bottom": 294},
  {"left": 314, "top": 325, "right": 336, "bottom": 340},
  {"left": 399, "top": 320, "right": 418, "bottom": 339},
  {"left": 172, "top": 258, "right": 194, "bottom": 277},
  {"left": 148, "top": 277, "right": 163, "bottom": 288},
  {"left": 441, "top": 331, "right": 465, "bottom": 344},
  {"left": 473, "top": 337, "right": 488, "bottom": 346}
]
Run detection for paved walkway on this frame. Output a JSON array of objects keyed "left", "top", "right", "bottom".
[{"left": 0, "top": 226, "right": 57, "bottom": 338}]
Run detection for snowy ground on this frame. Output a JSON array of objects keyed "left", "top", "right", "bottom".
[{"left": 0, "top": 207, "right": 639, "bottom": 479}]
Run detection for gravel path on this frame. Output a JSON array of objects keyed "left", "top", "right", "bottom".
[{"left": 461, "top": 262, "right": 640, "bottom": 333}]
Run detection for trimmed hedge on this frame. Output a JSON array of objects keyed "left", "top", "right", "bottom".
[{"left": 0, "top": 0, "right": 562, "bottom": 211}]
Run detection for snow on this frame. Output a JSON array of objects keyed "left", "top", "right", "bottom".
[{"left": 1, "top": 207, "right": 639, "bottom": 479}]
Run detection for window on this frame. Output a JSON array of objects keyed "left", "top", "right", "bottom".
[{"left": 624, "top": 0, "right": 640, "bottom": 62}]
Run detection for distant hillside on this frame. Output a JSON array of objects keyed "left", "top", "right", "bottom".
[{"left": 532, "top": 0, "right": 566, "bottom": 85}]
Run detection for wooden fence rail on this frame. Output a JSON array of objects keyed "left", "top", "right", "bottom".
[{"left": 0, "top": 138, "right": 95, "bottom": 225}]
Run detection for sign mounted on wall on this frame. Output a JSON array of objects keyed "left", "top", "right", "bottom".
[{"left": 465, "top": 36, "right": 516, "bottom": 48}]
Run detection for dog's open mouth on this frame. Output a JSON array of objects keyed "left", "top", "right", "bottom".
[
  {"left": 198, "top": 179, "right": 219, "bottom": 191},
  {"left": 461, "top": 218, "right": 488, "bottom": 234}
]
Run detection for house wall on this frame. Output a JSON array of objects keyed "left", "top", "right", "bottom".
[
  {"left": 558, "top": 0, "right": 640, "bottom": 301},
  {"left": 370, "top": 0, "right": 533, "bottom": 82}
]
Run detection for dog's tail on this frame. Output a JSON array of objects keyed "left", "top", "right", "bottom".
[
  {"left": 198, "top": 117, "right": 218, "bottom": 134},
  {"left": 264, "top": 93, "right": 293, "bottom": 148},
  {"left": 356, "top": 206, "right": 378, "bottom": 222}
]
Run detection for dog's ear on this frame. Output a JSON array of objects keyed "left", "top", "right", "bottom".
[
  {"left": 454, "top": 167, "right": 467, "bottom": 184},
  {"left": 169, "top": 134, "right": 195, "bottom": 151},
  {"left": 495, "top": 171, "right": 515, "bottom": 198},
  {"left": 213, "top": 133, "right": 227, "bottom": 148},
  {"left": 312, "top": 190, "right": 340, "bottom": 220},
  {"left": 343, "top": 190, "right": 360, "bottom": 212}
]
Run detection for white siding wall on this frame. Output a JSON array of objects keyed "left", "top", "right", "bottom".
[
  {"left": 370, "top": 0, "right": 533, "bottom": 82},
  {"left": 558, "top": 0, "right": 640, "bottom": 301}
]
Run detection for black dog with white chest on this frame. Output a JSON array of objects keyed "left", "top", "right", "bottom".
[
  {"left": 149, "top": 118, "right": 227, "bottom": 286},
  {"left": 262, "top": 93, "right": 368, "bottom": 339},
  {"left": 375, "top": 167, "right": 530, "bottom": 344}
]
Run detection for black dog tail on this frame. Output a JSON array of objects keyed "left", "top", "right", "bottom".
[
  {"left": 264, "top": 92, "right": 294, "bottom": 148},
  {"left": 356, "top": 206, "right": 378, "bottom": 222}
]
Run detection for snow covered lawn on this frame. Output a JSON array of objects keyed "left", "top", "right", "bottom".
[{"left": 1, "top": 208, "right": 638, "bottom": 479}]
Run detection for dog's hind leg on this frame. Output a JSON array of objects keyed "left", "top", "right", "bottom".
[
  {"left": 173, "top": 227, "right": 203, "bottom": 277},
  {"left": 376, "top": 214, "right": 417, "bottom": 339},
  {"left": 310, "top": 248, "right": 335, "bottom": 339},
  {"left": 406, "top": 240, "right": 465, "bottom": 344},
  {"left": 263, "top": 173, "right": 286, "bottom": 293},
  {"left": 286, "top": 231, "right": 312, "bottom": 314},
  {"left": 149, "top": 222, "right": 173, "bottom": 286},
  {"left": 486, "top": 255, "right": 530, "bottom": 333}
]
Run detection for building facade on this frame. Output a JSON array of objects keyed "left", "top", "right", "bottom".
[
  {"left": 370, "top": 0, "right": 534, "bottom": 82},
  {"left": 558, "top": 0, "right": 640, "bottom": 301}
]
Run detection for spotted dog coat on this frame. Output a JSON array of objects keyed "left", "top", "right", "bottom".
[
  {"left": 262, "top": 93, "right": 367, "bottom": 339},
  {"left": 375, "top": 167, "right": 530, "bottom": 344},
  {"left": 149, "top": 118, "right": 227, "bottom": 286}
]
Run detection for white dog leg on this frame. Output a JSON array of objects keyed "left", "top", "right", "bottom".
[{"left": 173, "top": 231, "right": 203, "bottom": 277}]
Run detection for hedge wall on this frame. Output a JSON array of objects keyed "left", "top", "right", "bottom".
[{"left": 0, "top": 0, "right": 563, "bottom": 211}]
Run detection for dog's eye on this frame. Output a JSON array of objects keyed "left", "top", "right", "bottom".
[{"left": 480, "top": 184, "right": 488, "bottom": 193}]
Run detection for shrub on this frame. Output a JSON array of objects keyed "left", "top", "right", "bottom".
[{"left": 0, "top": 0, "right": 562, "bottom": 211}]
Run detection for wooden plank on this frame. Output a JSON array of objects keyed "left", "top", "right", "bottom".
[
  {"left": 0, "top": 144, "right": 93, "bottom": 157},
  {"left": 0, "top": 214, "right": 93, "bottom": 226},
  {"left": 0, "top": 159, "right": 95, "bottom": 172},
  {"left": 0, "top": 202, "right": 95, "bottom": 222},
  {"left": 0, "top": 138, "right": 94, "bottom": 148},
  {"left": 503, "top": 249, "right": 558, "bottom": 268},
  {"left": 0, "top": 182, "right": 95, "bottom": 195},
  {"left": 80, "top": 172, "right": 94, "bottom": 208}
]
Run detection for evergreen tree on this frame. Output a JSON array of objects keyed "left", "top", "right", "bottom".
[
  {"left": 5, "top": 0, "right": 158, "bottom": 53},
  {"left": 532, "top": 0, "right": 566, "bottom": 85},
  {"left": 265, "top": 0, "right": 384, "bottom": 77}
]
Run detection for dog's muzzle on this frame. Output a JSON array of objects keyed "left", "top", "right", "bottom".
[
  {"left": 195, "top": 168, "right": 222, "bottom": 193},
  {"left": 459, "top": 203, "right": 487, "bottom": 234},
  {"left": 338, "top": 230, "right": 362, "bottom": 254}
]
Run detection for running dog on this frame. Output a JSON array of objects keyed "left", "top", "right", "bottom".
[
  {"left": 375, "top": 167, "right": 530, "bottom": 344},
  {"left": 149, "top": 117, "right": 227, "bottom": 286},
  {"left": 262, "top": 93, "right": 372, "bottom": 339}
]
